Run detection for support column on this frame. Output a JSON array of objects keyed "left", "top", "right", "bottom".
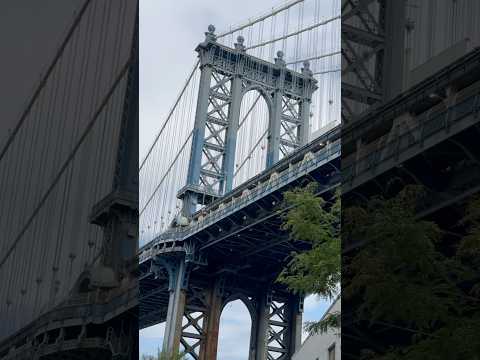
[
  {"left": 298, "top": 99, "right": 311, "bottom": 145},
  {"left": 299, "top": 61, "right": 314, "bottom": 146},
  {"left": 267, "top": 51, "right": 286, "bottom": 168},
  {"left": 267, "top": 90, "right": 283, "bottom": 168},
  {"left": 162, "top": 259, "right": 187, "bottom": 355},
  {"left": 288, "top": 295, "right": 304, "bottom": 356},
  {"left": 183, "top": 63, "right": 213, "bottom": 216},
  {"left": 222, "top": 75, "right": 243, "bottom": 193},
  {"left": 249, "top": 292, "right": 269, "bottom": 360},
  {"left": 199, "top": 278, "right": 224, "bottom": 360}
]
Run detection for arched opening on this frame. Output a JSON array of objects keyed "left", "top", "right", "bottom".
[
  {"left": 233, "top": 89, "right": 271, "bottom": 188},
  {"left": 217, "top": 299, "right": 253, "bottom": 360}
]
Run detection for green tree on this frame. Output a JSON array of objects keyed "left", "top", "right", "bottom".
[
  {"left": 343, "top": 185, "right": 480, "bottom": 359},
  {"left": 278, "top": 182, "right": 341, "bottom": 334}
]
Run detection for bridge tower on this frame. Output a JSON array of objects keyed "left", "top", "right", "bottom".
[
  {"left": 159, "top": 26, "right": 318, "bottom": 359},
  {"left": 178, "top": 25, "right": 318, "bottom": 216},
  {"left": 341, "top": 0, "right": 406, "bottom": 123}
]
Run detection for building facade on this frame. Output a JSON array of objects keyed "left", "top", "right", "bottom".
[{"left": 292, "top": 297, "right": 341, "bottom": 360}]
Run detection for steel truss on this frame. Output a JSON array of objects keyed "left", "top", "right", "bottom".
[
  {"left": 152, "top": 255, "right": 303, "bottom": 360},
  {"left": 178, "top": 26, "right": 317, "bottom": 216},
  {"left": 342, "top": 0, "right": 386, "bottom": 123}
]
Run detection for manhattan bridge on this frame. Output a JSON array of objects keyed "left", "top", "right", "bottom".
[
  {"left": 0, "top": 0, "right": 479, "bottom": 359},
  {"left": 138, "top": 0, "right": 340, "bottom": 359}
]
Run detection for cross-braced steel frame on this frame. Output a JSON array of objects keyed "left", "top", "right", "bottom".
[
  {"left": 154, "top": 25, "right": 319, "bottom": 360},
  {"left": 341, "top": 0, "right": 407, "bottom": 124},
  {"left": 178, "top": 26, "right": 317, "bottom": 216}
]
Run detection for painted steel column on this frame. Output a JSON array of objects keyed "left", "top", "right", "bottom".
[
  {"left": 298, "top": 99, "right": 311, "bottom": 145},
  {"left": 183, "top": 63, "right": 213, "bottom": 215},
  {"left": 288, "top": 295, "right": 304, "bottom": 356},
  {"left": 250, "top": 292, "right": 269, "bottom": 360},
  {"left": 267, "top": 90, "right": 283, "bottom": 168},
  {"left": 162, "top": 259, "right": 187, "bottom": 355},
  {"left": 266, "top": 52, "right": 286, "bottom": 168},
  {"left": 199, "top": 279, "right": 223, "bottom": 360},
  {"left": 299, "top": 61, "right": 315, "bottom": 145},
  {"left": 222, "top": 75, "right": 243, "bottom": 193}
]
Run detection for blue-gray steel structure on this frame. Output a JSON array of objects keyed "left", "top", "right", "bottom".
[
  {"left": 140, "top": 1, "right": 480, "bottom": 359},
  {"left": 140, "top": 26, "right": 332, "bottom": 360}
]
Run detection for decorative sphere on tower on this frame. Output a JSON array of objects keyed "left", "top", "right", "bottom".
[
  {"left": 234, "top": 35, "right": 246, "bottom": 52},
  {"left": 204, "top": 24, "right": 217, "bottom": 42},
  {"left": 275, "top": 50, "right": 286, "bottom": 66},
  {"left": 302, "top": 60, "right": 313, "bottom": 77}
]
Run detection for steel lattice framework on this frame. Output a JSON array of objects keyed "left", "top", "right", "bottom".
[
  {"left": 341, "top": 0, "right": 386, "bottom": 124},
  {"left": 341, "top": 0, "right": 407, "bottom": 124},
  {"left": 178, "top": 27, "right": 317, "bottom": 216}
]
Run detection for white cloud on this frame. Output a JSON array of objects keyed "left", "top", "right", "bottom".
[{"left": 140, "top": 322, "right": 165, "bottom": 339}]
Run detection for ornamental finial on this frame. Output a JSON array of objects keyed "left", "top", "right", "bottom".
[
  {"left": 234, "top": 35, "right": 246, "bottom": 52},
  {"left": 275, "top": 50, "right": 286, "bottom": 66},
  {"left": 302, "top": 60, "right": 313, "bottom": 77},
  {"left": 205, "top": 24, "right": 217, "bottom": 42}
]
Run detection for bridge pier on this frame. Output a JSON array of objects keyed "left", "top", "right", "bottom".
[
  {"left": 199, "top": 279, "right": 223, "bottom": 360},
  {"left": 158, "top": 257, "right": 304, "bottom": 360},
  {"left": 162, "top": 259, "right": 187, "bottom": 355},
  {"left": 250, "top": 291, "right": 269, "bottom": 360}
]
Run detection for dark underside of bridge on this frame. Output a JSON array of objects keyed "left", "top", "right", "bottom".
[
  {"left": 341, "top": 50, "right": 480, "bottom": 358},
  {"left": 139, "top": 148, "right": 340, "bottom": 329}
]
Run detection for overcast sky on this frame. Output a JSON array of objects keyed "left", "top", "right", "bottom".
[
  {"left": 139, "top": 0, "right": 333, "bottom": 358},
  {"left": 139, "top": 0, "right": 304, "bottom": 159}
]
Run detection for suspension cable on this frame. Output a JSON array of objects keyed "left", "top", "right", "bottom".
[
  {"left": 0, "top": 0, "right": 91, "bottom": 165},
  {"left": 0, "top": 58, "right": 132, "bottom": 270},
  {"left": 217, "top": 0, "right": 304, "bottom": 38},
  {"left": 234, "top": 130, "right": 268, "bottom": 177},
  {"left": 139, "top": 59, "right": 199, "bottom": 171},
  {"left": 246, "top": 15, "right": 340, "bottom": 50},
  {"left": 286, "top": 50, "right": 341, "bottom": 65},
  {"left": 140, "top": 131, "right": 193, "bottom": 216}
]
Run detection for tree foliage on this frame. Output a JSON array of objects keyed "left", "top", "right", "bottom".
[
  {"left": 278, "top": 181, "right": 480, "bottom": 358},
  {"left": 141, "top": 348, "right": 186, "bottom": 360},
  {"left": 278, "top": 183, "right": 341, "bottom": 334},
  {"left": 344, "top": 186, "right": 480, "bottom": 360}
]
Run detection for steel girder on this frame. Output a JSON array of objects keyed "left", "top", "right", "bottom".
[{"left": 342, "top": 0, "right": 386, "bottom": 124}]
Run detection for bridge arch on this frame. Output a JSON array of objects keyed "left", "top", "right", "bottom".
[
  {"left": 234, "top": 87, "right": 272, "bottom": 187},
  {"left": 218, "top": 295, "right": 255, "bottom": 360}
]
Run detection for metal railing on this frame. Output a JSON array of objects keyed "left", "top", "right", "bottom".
[
  {"left": 139, "top": 139, "right": 341, "bottom": 262},
  {"left": 343, "top": 82, "right": 480, "bottom": 185}
]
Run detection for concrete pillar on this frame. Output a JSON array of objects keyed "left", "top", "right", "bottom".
[
  {"left": 162, "top": 260, "right": 187, "bottom": 355},
  {"left": 222, "top": 75, "right": 243, "bottom": 193},
  {"left": 199, "top": 279, "right": 224, "bottom": 360}
]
